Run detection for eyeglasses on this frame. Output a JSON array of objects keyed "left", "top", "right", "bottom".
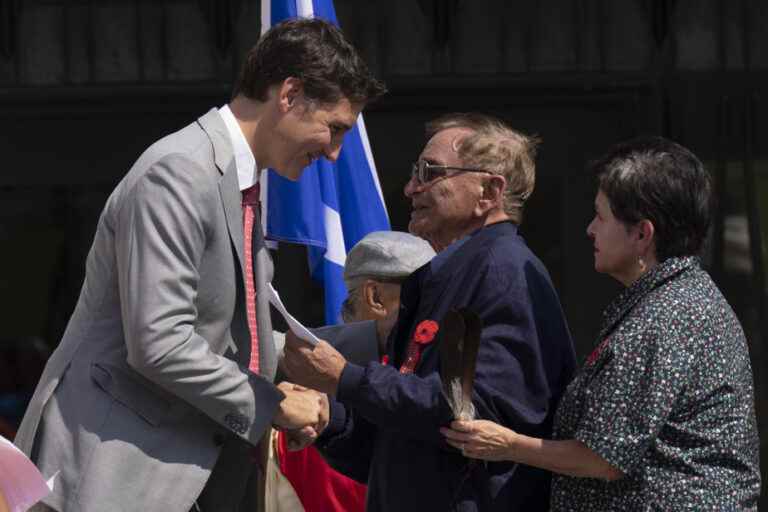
[{"left": 410, "top": 160, "right": 493, "bottom": 185}]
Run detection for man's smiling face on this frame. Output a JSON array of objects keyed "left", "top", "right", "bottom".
[
  {"left": 403, "top": 127, "right": 485, "bottom": 251},
  {"left": 271, "top": 93, "right": 361, "bottom": 181}
]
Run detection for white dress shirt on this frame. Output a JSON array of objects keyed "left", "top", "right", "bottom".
[{"left": 219, "top": 104, "right": 260, "bottom": 192}]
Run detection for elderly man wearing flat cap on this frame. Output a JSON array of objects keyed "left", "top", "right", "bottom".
[
  {"left": 269, "top": 231, "right": 434, "bottom": 512},
  {"left": 341, "top": 231, "right": 436, "bottom": 357},
  {"left": 282, "top": 113, "right": 577, "bottom": 511}
]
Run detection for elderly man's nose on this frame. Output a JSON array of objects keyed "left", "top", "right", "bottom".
[{"left": 404, "top": 175, "right": 421, "bottom": 197}]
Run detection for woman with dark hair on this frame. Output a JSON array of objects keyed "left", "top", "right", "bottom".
[{"left": 442, "top": 136, "right": 761, "bottom": 510}]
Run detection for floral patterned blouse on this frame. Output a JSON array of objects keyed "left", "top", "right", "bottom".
[{"left": 551, "top": 257, "right": 761, "bottom": 511}]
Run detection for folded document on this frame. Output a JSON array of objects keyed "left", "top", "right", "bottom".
[{"left": 268, "top": 283, "right": 319, "bottom": 346}]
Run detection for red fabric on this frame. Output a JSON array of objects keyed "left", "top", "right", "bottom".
[
  {"left": 277, "top": 431, "right": 366, "bottom": 512},
  {"left": 399, "top": 340, "right": 423, "bottom": 374},
  {"left": 242, "top": 184, "right": 260, "bottom": 373}
]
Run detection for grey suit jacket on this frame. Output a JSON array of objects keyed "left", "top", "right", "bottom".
[{"left": 15, "top": 109, "right": 283, "bottom": 512}]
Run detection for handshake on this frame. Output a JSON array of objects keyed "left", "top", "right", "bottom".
[
  {"left": 271, "top": 330, "right": 350, "bottom": 450},
  {"left": 272, "top": 381, "right": 329, "bottom": 451}
]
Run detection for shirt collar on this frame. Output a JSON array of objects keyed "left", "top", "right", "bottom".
[
  {"left": 219, "top": 104, "right": 259, "bottom": 191},
  {"left": 429, "top": 221, "right": 516, "bottom": 276},
  {"left": 600, "top": 256, "right": 700, "bottom": 338}
]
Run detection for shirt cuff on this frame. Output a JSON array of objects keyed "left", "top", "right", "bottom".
[{"left": 574, "top": 428, "right": 645, "bottom": 476}]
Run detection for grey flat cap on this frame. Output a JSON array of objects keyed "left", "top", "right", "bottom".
[{"left": 344, "top": 231, "right": 435, "bottom": 286}]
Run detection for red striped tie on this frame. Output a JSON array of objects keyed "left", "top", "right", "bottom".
[{"left": 242, "top": 183, "right": 260, "bottom": 373}]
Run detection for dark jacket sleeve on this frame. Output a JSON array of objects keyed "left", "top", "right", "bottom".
[
  {"left": 314, "top": 398, "right": 374, "bottom": 483},
  {"left": 334, "top": 245, "right": 575, "bottom": 446},
  {"left": 310, "top": 321, "right": 380, "bottom": 482}
]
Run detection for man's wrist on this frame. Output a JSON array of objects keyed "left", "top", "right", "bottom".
[{"left": 505, "top": 429, "right": 523, "bottom": 462}]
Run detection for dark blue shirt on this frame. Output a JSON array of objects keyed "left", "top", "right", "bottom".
[{"left": 318, "top": 222, "right": 577, "bottom": 511}]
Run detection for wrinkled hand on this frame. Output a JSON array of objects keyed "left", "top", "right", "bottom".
[
  {"left": 281, "top": 331, "right": 347, "bottom": 395},
  {"left": 440, "top": 419, "right": 518, "bottom": 461},
  {"left": 273, "top": 381, "right": 323, "bottom": 430}
]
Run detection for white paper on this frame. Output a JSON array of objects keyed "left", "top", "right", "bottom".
[
  {"left": 0, "top": 435, "right": 54, "bottom": 512},
  {"left": 267, "top": 283, "right": 319, "bottom": 346}
]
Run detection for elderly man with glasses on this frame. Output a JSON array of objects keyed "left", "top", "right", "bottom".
[{"left": 282, "top": 113, "right": 577, "bottom": 512}]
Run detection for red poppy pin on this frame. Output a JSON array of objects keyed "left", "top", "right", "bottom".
[
  {"left": 413, "top": 320, "right": 439, "bottom": 345},
  {"left": 400, "top": 319, "right": 440, "bottom": 374}
]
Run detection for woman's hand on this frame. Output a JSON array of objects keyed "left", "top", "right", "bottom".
[
  {"left": 440, "top": 419, "right": 518, "bottom": 461},
  {"left": 442, "top": 420, "right": 625, "bottom": 480}
]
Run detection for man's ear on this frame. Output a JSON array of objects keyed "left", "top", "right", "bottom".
[
  {"left": 278, "top": 77, "right": 303, "bottom": 112},
  {"left": 361, "top": 280, "right": 388, "bottom": 320},
  {"left": 478, "top": 174, "right": 506, "bottom": 213},
  {"left": 363, "top": 280, "right": 384, "bottom": 310}
]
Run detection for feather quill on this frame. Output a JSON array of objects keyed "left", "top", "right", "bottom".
[{"left": 439, "top": 308, "right": 482, "bottom": 421}]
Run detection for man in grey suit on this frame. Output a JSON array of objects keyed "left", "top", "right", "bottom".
[{"left": 15, "top": 18, "right": 386, "bottom": 512}]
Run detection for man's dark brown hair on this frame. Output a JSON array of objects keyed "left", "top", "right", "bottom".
[{"left": 233, "top": 18, "right": 386, "bottom": 105}]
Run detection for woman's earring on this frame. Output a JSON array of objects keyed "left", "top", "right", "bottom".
[{"left": 638, "top": 257, "right": 647, "bottom": 273}]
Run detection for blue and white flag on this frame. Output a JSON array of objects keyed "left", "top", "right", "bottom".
[{"left": 261, "top": 0, "right": 390, "bottom": 324}]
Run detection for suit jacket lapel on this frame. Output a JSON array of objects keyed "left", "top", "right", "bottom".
[
  {"left": 218, "top": 166, "right": 246, "bottom": 275},
  {"left": 198, "top": 109, "right": 247, "bottom": 277}
]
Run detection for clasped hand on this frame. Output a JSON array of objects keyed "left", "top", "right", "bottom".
[
  {"left": 273, "top": 382, "right": 329, "bottom": 446},
  {"left": 273, "top": 381, "right": 327, "bottom": 429}
]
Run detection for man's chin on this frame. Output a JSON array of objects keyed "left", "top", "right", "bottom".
[
  {"left": 272, "top": 164, "right": 304, "bottom": 182},
  {"left": 408, "top": 220, "right": 431, "bottom": 240}
]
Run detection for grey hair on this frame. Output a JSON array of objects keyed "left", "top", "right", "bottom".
[
  {"left": 426, "top": 113, "right": 540, "bottom": 225},
  {"left": 341, "top": 287, "right": 361, "bottom": 323}
]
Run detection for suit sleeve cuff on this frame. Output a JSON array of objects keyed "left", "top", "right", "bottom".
[
  {"left": 318, "top": 397, "right": 348, "bottom": 442},
  {"left": 241, "top": 375, "right": 284, "bottom": 445},
  {"left": 337, "top": 362, "right": 366, "bottom": 402}
]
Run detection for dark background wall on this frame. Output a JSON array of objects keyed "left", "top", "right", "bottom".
[{"left": 0, "top": 0, "right": 766, "bottom": 505}]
